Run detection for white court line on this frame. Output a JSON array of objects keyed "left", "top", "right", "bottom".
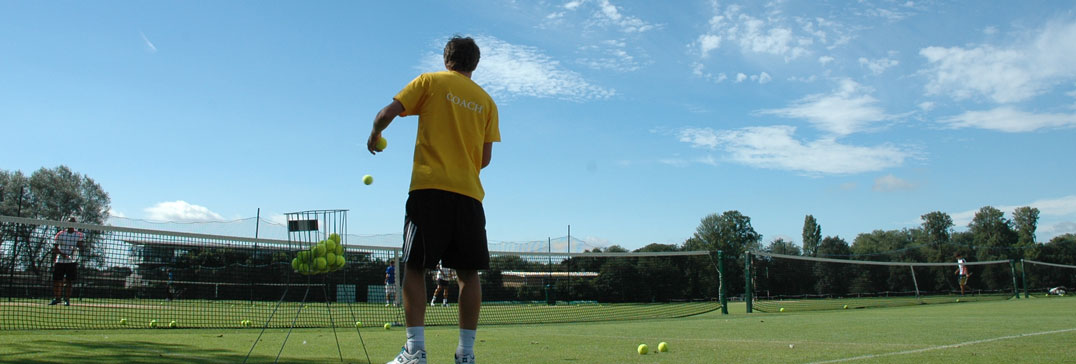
[{"left": 806, "top": 327, "right": 1076, "bottom": 364}]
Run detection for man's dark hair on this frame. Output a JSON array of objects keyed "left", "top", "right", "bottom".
[{"left": 444, "top": 36, "right": 480, "bottom": 72}]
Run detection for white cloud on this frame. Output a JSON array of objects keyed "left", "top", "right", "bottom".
[
  {"left": 677, "top": 125, "right": 911, "bottom": 174},
  {"left": 548, "top": 0, "right": 658, "bottom": 33},
  {"left": 918, "top": 102, "right": 935, "bottom": 112},
  {"left": 873, "top": 174, "right": 916, "bottom": 192},
  {"left": 858, "top": 57, "right": 899, "bottom": 75},
  {"left": 940, "top": 107, "right": 1076, "bottom": 132},
  {"left": 109, "top": 210, "right": 126, "bottom": 218},
  {"left": 140, "top": 32, "right": 157, "bottom": 53},
  {"left": 577, "top": 39, "right": 643, "bottom": 72},
  {"left": 736, "top": 73, "right": 747, "bottom": 83},
  {"left": 698, "top": 34, "right": 722, "bottom": 58},
  {"left": 421, "top": 36, "right": 614, "bottom": 101},
  {"left": 759, "top": 79, "right": 892, "bottom": 136},
  {"left": 697, "top": 5, "right": 814, "bottom": 61},
  {"left": 920, "top": 20, "right": 1076, "bottom": 104},
  {"left": 819, "top": 56, "right": 835, "bottom": 65},
  {"left": 145, "top": 201, "right": 224, "bottom": 222},
  {"left": 756, "top": 72, "right": 772, "bottom": 84},
  {"left": 983, "top": 26, "right": 998, "bottom": 35}
]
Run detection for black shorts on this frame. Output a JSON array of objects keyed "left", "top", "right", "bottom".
[
  {"left": 437, "top": 279, "right": 451, "bottom": 287},
  {"left": 53, "top": 263, "right": 78, "bottom": 282},
  {"left": 402, "top": 189, "right": 489, "bottom": 270}
]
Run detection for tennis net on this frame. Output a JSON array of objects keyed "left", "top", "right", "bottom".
[
  {"left": 746, "top": 251, "right": 1017, "bottom": 313},
  {"left": 0, "top": 215, "right": 722, "bottom": 330}
]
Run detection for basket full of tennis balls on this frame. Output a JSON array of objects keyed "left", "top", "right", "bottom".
[{"left": 290, "top": 233, "right": 347, "bottom": 275}]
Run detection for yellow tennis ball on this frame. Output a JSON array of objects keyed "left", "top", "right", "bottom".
[
  {"left": 149, "top": 320, "right": 158, "bottom": 328},
  {"left": 637, "top": 344, "right": 649, "bottom": 355},
  {"left": 335, "top": 255, "right": 345, "bottom": 268},
  {"left": 355, "top": 321, "right": 362, "bottom": 328},
  {"left": 384, "top": 323, "right": 391, "bottom": 330},
  {"left": 314, "top": 257, "right": 328, "bottom": 271},
  {"left": 120, "top": 318, "right": 127, "bottom": 325},
  {"left": 328, "top": 233, "right": 341, "bottom": 244},
  {"left": 779, "top": 307, "right": 785, "bottom": 312},
  {"left": 375, "top": 136, "right": 387, "bottom": 151},
  {"left": 363, "top": 175, "right": 374, "bottom": 185},
  {"left": 169, "top": 320, "right": 177, "bottom": 328},
  {"left": 658, "top": 342, "right": 668, "bottom": 352},
  {"left": 843, "top": 304, "right": 848, "bottom": 309}
]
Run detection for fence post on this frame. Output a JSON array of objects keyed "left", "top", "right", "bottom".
[
  {"left": 718, "top": 250, "right": 727, "bottom": 314},
  {"left": 1009, "top": 259, "right": 1019, "bottom": 299},
  {"left": 745, "top": 251, "right": 752, "bottom": 313},
  {"left": 1020, "top": 259, "right": 1029, "bottom": 299}
]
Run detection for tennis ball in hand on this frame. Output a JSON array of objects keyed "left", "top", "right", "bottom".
[
  {"left": 384, "top": 323, "right": 391, "bottom": 330},
  {"left": 375, "top": 136, "right": 388, "bottom": 152},
  {"left": 169, "top": 320, "right": 177, "bottom": 328},
  {"left": 363, "top": 175, "right": 374, "bottom": 185},
  {"left": 658, "top": 342, "right": 669, "bottom": 352},
  {"left": 637, "top": 344, "right": 648, "bottom": 355}
]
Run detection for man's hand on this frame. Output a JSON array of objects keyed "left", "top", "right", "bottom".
[{"left": 368, "top": 100, "right": 405, "bottom": 155}]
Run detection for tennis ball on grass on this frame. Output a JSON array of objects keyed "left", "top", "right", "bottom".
[
  {"left": 658, "top": 342, "right": 669, "bottom": 352},
  {"left": 169, "top": 320, "right": 177, "bottom": 328},
  {"left": 363, "top": 175, "right": 374, "bottom": 185},
  {"left": 375, "top": 136, "right": 387, "bottom": 151},
  {"left": 637, "top": 344, "right": 648, "bottom": 355},
  {"left": 384, "top": 323, "right": 391, "bottom": 330},
  {"left": 355, "top": 321, "right": 362, "bottom": 328},
  {"left": 120, "top": 318, "right": 127, "bottom": 325},
  {"left": 149, "top": 320, "right": 158, "bottom": 328}
]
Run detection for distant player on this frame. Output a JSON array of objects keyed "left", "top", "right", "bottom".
[
  {"left": 431, "top": 263, "right": 456, "bottom": 307},
  {"left": 1049, "top": 286, "right": 1066, "bottom": 296},
  {"left": 386, "top": 260, "right": 398, "bottom": 307},
  {"left": 368, "top": 35, "right": 499, "bottom": 364},
  {"left": 50, "top": 218, "right": 84, "bottom": 306},
  {"left": 955, "top": 253, "right": 970, "bottom": 296}
]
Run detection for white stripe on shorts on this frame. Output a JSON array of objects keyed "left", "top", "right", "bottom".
[{"left": 402, "top": 219, "right": 417, "bottom": 263}]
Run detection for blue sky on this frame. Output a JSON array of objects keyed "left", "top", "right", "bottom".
[{"left": 2, "top": 1, "right": 1075, "bottom": 251}]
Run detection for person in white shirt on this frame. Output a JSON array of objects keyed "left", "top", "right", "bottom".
[
  {"left": 431, "top": 263, "right": 456, "bottom": 307},
  {"left": 50, "top": 218, "right": 84, "bottom": 306},
  {"left": 955, "top": 253, "right": 970, "bottom": 296}
]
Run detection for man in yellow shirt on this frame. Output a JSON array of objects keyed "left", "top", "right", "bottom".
[{"left": 368, "top": 35, "right": 499, "bottom": 364}]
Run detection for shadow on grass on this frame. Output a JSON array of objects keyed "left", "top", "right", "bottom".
[{"left": 7, "top": 338, "right": 369, "bottom": 364}]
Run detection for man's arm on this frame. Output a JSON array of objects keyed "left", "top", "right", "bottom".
[
  {"left": 368, "top": 99, "right": 405, "bottom": 155},
  {"left": 481, "top": 142, "right": 493, "bottom": 168}
]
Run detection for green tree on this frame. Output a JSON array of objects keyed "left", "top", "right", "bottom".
[
  {"left": 0, "top": 166, "right": 111, "bottom": 277},
  {"left": 968, "top": 206, "right": 1017, "bottom": 290},
  {"left": 813, "top": 236, "right": 851, "bottom": 295},
  {"left": 1012, "top": 206, "right": 1040, "bottom": 246},
  {"left": 683, "top": 210, "right": 762, "bottom": 297},
  {"left": 920, "top": 211, "right": 954, "bottom": 246},
  {"left": 767, "top": 238, "right": 800, "bottom": 256},
  {"left": 802, "top": 215, "right": 821, "bottom": 257}
]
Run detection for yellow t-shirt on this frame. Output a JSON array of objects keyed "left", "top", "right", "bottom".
[{"left": 394, "top": 71, "right": 500, "bottom": 202}]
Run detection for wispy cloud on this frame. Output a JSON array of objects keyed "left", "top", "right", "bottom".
[
  {"left": 577, "top": 39, "right": 644, "bottom": 72},
  {"left": 920, "top": 20, "right": 1076, "bottom": 104},
  {"left": 140, "top": 32, "right": 157, "bottom": 53},
  {"left": 939, "top": 107, "right": 1076, "bottom": 132},
  {"left": 873, "top": 174, "right": 916, "bottom": 192},
  {"left": 548, "top": 0, "right": 659, "bottom": 33},
  {"left": 145, "top": 201, "right": 224, "bottom": 222},
  {"left": 858, "top": 57, "right": 899, "bottom": 75},
  {"left": 677, "top": 125, "right": 912, "bottom": 174},
  {"left": 759, "top": 79, "right": 893, "bottom": 136},
  {"left": 420, "top": 36, "right": 614, "bottom": 101}
]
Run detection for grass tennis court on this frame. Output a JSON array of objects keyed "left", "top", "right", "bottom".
[{"left": 2, "top": 297, "right": 1073, "bottom": 363}]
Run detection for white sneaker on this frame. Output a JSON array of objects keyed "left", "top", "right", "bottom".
[
  {"left": 455, "top": 352, "right": 475, "bottom": 364},
  {"left": 387, "top": 346, "right": 426, "bottom": 364}
]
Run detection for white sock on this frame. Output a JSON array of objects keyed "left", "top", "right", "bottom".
[
  {"left": 457, "top": 328, "right": 476, "bottom": 355},
  {"left": 443, "top": 298, "right": 448, "bottom": 305},
  {"left": 431, "top": 297, "right": 437, "bottom": 304},
  {"left": 406, "top": 326, "right": 425, "bottom": 353}
]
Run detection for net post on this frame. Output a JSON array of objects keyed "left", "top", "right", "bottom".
[
  {"left": 745, "top": 251, "right": 752, "bottom": 314},
  {"left": 1020, "top": 259, "right": 1029, "bottom": 299},
  {"left": 1009, "top": 259, "right": 1019, "bottom": 299},
  {"left": 717, "top": 250, "right": 727, "bottom": 315}
]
